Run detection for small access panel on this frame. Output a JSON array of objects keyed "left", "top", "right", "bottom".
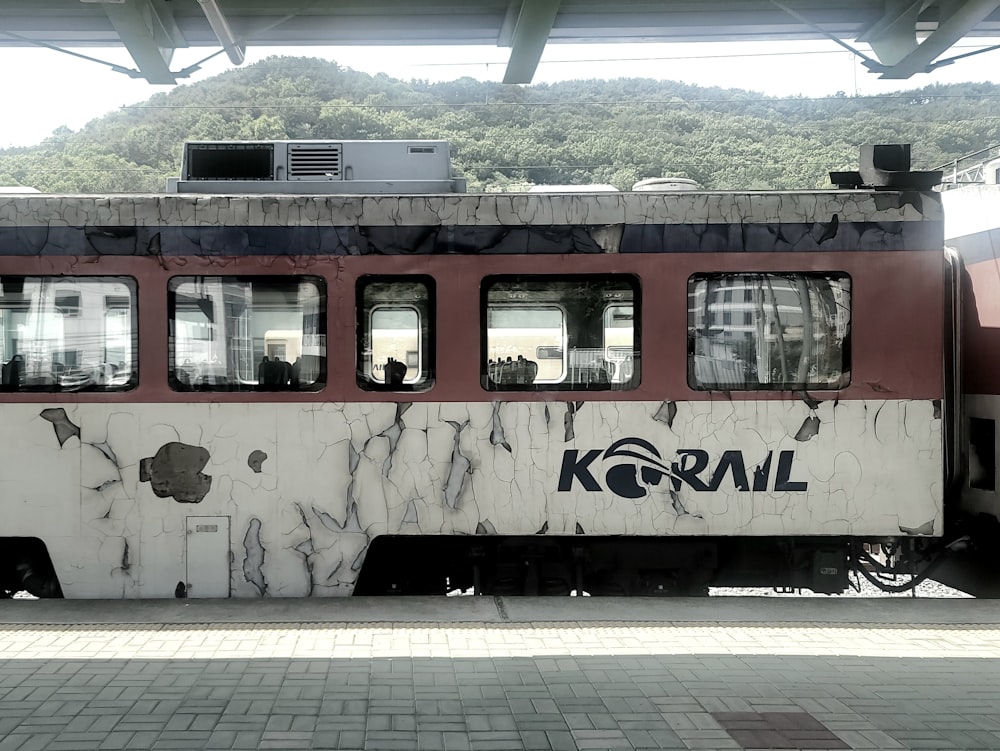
[{"left": 185, "top": 516, "right": 231, "bottom": 598}]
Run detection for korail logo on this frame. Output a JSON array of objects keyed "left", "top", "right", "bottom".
[{"left": 557, "top": 437, "right": 808, "bottom": 498}]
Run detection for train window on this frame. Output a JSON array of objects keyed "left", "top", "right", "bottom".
[
  {"left": 168, "top": 276, "right": 326, "bottom": 392},
  {"left": 482, "top": 275, "right": 639, "bottom": 391},
  {"left": 688, "top": 272, "right": 851, "bottom": 391},
  {"left": 357, "top": 277, "right": 434, "bottom": 391},
  {"left": 0, "top": 276, "right": 137, "bottom": 392}
]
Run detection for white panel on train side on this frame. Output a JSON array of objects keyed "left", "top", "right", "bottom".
[
  {"left": 942, "top": 185, "right": 1000, "bottom": 240},
  {"left": 185, "top": 516, "right": 231, "bottom": 598},
  {"left": 2, "top": 399, "right": 942, "bottom": 598}
]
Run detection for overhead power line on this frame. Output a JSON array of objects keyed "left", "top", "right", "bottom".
[
  {"left": 120, "top": 93, "right": 1000, "bottom": 112},
  {"left": 261, "top": 42, "right": 1000, "bottom": 70}
]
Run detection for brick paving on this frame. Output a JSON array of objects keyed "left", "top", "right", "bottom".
[{"left": 0, "top": 598, "right": 999, "bottom": 750}]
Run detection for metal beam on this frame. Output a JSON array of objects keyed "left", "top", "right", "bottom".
[
  {"left": 3, "top": 1, "right": 1000, "bottom": 84},
  {"left": 876, "top": 0, "right": 1000, "bottom": 77},
  {"left": 502, "top": 0, "right": 561, "bottom": 84},
  {"left": 498, "top": 0, "right": 521, "bottom": 47},
  {"left": 98, "top": 0, "right": 182, "bottom": 84},
  {"left": 857, "top": 0, "right": 927, "bottom": 65},
  {"left": 197, "top": 0, "right": 245, "bottom": 65}
]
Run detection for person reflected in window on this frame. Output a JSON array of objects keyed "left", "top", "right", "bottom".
[
  {"left": 1, "top": 354, "right": 23, "bottom": 390},
  {"left": 385, "top": 357, "right": 407, "bottom": 387},
  {"left": 258, "top": 355, "right": 293, "bottom": 389}
]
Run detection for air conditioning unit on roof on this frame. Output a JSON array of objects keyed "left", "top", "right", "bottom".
[{"left": 168, "top": 140, "right": 466, "bottom": 194}]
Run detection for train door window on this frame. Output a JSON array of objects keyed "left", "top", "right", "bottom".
[
  {"left": 357, "top": 277, "right": 434, "bottom": 391},
  {"left": 168, "top": 276, "right": 326, "bottom": 392},
  {"left": 483, "top": 275, "right": 639, "bottom": 391},
  {"left": 604, "top": 305, "right": 636, "bottom": 385},
  {"left": 0, "top": 276, "right": 137, "bottom": 392},
  {"left": 687, "top": 272, "right": 851, "bottom": 391}
]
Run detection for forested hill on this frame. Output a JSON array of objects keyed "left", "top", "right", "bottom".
[{"left": 2, "top": 55, "right": 999, "bottom": 193}]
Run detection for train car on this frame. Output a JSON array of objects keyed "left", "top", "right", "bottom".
[
  {"left": 938, "top": 154, "right": 1000, "bottom": 596},
  {"left": 0, "top": 140, "right": 962, "bottom": 599}
]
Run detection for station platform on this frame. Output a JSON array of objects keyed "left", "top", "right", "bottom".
[{"left": 1, "top": 597, "right": 999, "bottom": 751}]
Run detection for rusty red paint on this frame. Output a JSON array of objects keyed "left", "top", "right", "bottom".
[
  {"left": 0, "top": 249, "right": 945, "bottom": 404},
  {"left": 963, "top": 257, "right": 1000, "bottom": 396}
]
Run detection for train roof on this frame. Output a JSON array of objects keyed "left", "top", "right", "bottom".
[
  {"left": 0, "top": 188, "right": 943, "bottom": 228},
  {"left": 0, "top": 188, "right": 943, "bottom": 258},
  {"left": 0, "top": 142, "right": 946, "bottom": 257}
]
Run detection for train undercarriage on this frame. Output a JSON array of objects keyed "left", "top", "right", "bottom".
[
  {"left": 0, "top": 537, "right": 62, "bottom": 599},
  {"left": 2, "top": 530, "right": 991, "bottom": 600},
  {"left": 352, "top": 534, "right": 953, "bottom": 597}
]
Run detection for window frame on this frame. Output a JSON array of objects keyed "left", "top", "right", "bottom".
[
  {"left": 687, "top": 271, "right": 851, "bottom": 392},
  {"left": 0, "top": 275, "right": 138, "bottom": 393},
  {"left": 481, "top": 273, "right": 640, "bottom": 392},
  {"left": 356, "top": 275, "right": 436, "bottom": 393},
  {"left": 167, "top": 274, "right": 327, "bottom": 393}
]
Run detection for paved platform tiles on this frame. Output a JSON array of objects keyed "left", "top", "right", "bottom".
[{"left": 0, "top": 597, "right": 999, "bottom": 751}]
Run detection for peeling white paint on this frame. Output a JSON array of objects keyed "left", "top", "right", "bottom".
[
  {"left": 0, "top": 191, "right": 943, "bottom": 229},
  {"left": 0, "top": 398, "right": 942, "bottom": 598}
]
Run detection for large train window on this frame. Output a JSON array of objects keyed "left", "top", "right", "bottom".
[
  {"left": 168, "top": 276, "right": 326, "bottom": 392},
  {"left": 357, "top": 276, "right": 434, "bottom": 391},
  {"left": 0, "top": 276, "right": 136, "bottom": 392},
  {"left": 687, "top": 273, "right": 851, "bottom": 391},
  {"left": 482, "top": 275, "right": 639, "bottom": 391}
]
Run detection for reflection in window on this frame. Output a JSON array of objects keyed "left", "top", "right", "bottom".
[
  {"left": 969, "top": 417, "right": 996, "bottom": 491},
  {"left": 688, "top": 273, "right": 851, "bottom": 391},
  {"left": 0, "top": 276, "right": 136, "bottom": 392},
  {"left": 483, "top": 276, "right": 639, "bottom": 391},
  {"left": 490, "top": 306, "right": 564, "bottom": 384},
  {"left": 169, "top": 276, "right": 325, "bottom": 391},
  {"left": 54, "top": 292, "right": 81, "bottom": 318},
  {"left": 357, "top": 277, "right": 434, "bottom": 390}
]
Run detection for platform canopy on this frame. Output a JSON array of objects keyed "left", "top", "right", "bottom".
[{"left": 1, "top": 0, "right": 1000, "bottom": 85}]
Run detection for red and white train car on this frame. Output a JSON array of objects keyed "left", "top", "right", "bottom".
[
  {"left": 0, "top": 141, "right": 961, "bottom": 598},
  {"left": 940, "top": 155, "right": 1000, "bottom": 595}
]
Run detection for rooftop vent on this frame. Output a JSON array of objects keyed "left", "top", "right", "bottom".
[
  {"left": 830, "top": 144, "right": 942, "bottom": 190},
  {"left": 288, "top": 143, "right": 342, "bottom": 180},
  {"left": 631, "top": 177, "right": 700, "bottom": 192},
  {"left": 169, "top": 140, "right": 465, "bottom": 194}
]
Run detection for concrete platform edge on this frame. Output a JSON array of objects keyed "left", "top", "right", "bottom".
[{"left": 2, "top": 595, "right": 1000, "bottom": 626}]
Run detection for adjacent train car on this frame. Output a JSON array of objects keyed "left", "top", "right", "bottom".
[
  {"left": 0, "top": 141, "right": 960, "bottom": 598},
  {"left": 939, "top": 158, "right": 1000, "bottom": 595}
]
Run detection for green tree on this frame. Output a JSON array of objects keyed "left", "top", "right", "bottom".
[{"left": 4, "top": 54, "right": 1000, "bottom": 193}]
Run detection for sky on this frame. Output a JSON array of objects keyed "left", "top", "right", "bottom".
[{"left": 1, "top": 37, "right": 1000, "bottom": 149}]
